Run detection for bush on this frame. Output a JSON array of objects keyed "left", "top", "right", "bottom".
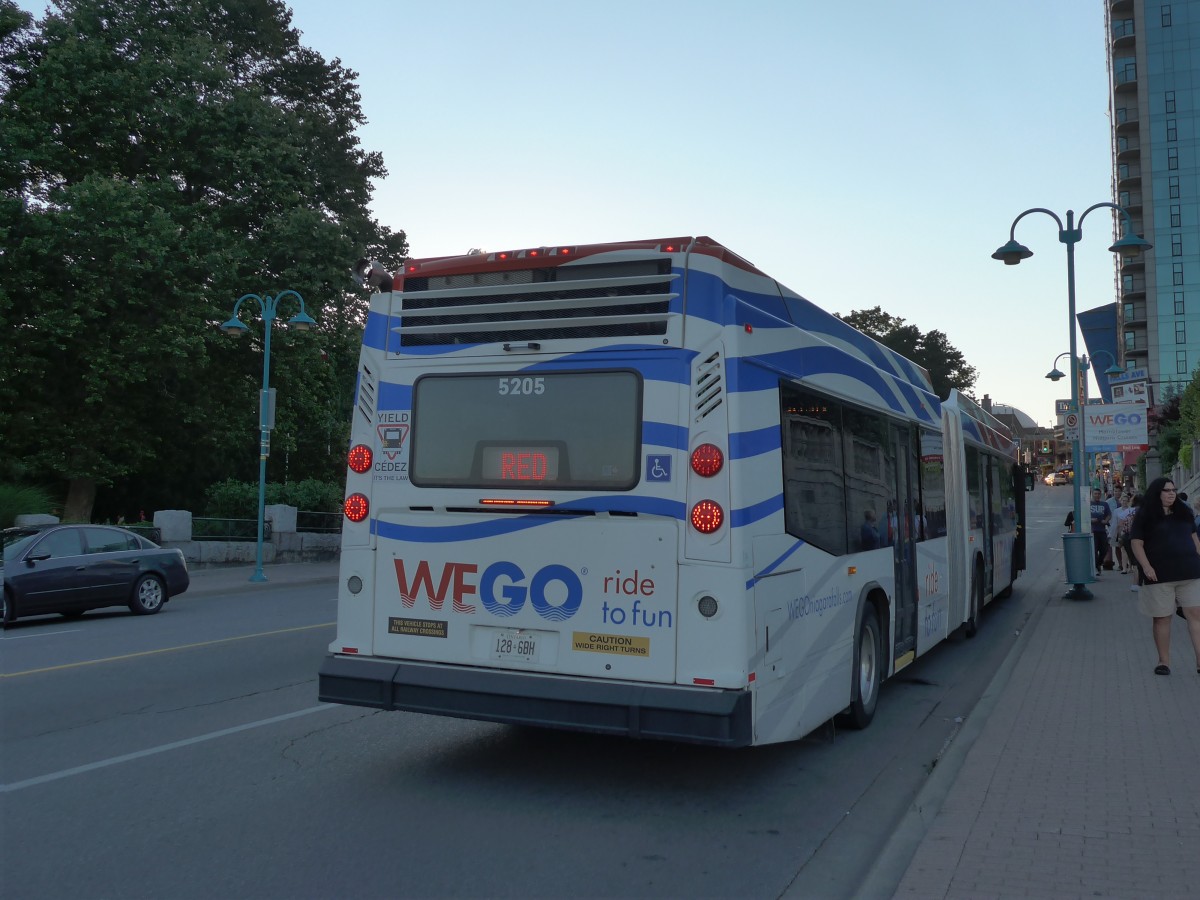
[
  {"left": 204, "top": 478, "right": 343, "bottom": 518},
  {"left": 0, "top": 484, "right": 57, "bottom": 529}
]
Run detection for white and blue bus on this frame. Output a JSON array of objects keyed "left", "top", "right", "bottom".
[{"left": 319, "top": 236, "right": 1024, "bottom": 747}]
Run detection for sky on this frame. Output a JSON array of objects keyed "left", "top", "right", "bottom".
[{"left": 19, "top": 0, "right": 1121, "bottom": 427}]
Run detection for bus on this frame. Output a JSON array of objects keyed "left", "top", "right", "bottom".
[{"left": 319, "top": 236, "right": 1024, "bottom": 747}]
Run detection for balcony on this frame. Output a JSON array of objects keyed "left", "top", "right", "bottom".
[
  {"left": 1116, "top": 136, "right": 1140, "bottom": 160},
  {"left": 1117, "top": 191, "right": 1143, "bottom": 213},
  {"left": 1111, "top": 17, "right": 1135, "bottom": 48},
  {"left": 1115, "top": 106, "right": 1139, "bottom": 134},
  {"left": 1117, "top": 164, "right": 1141, "bottom": 187},
  {"left": 1121, "top": 275, "right": 1146, "bottom": 297},
  {"left": 1114, "top": 63, "right": 1138, "bottom": 93}
]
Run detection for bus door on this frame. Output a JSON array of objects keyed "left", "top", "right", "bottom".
[
  {"left": 981, "top": 454, "right": 998, "bottom": 597},
  {"left": 1012, "top": 463, "right": 1027, "bottom": 570},
  {"left": 889, "top": 424, "right": 919, "bottom": 659}
]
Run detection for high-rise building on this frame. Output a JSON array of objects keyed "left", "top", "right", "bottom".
[{"left": 1106, "top": 1, "right": 1200, "bottom": 399}]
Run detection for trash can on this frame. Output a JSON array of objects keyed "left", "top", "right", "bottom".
[{"left": 1062, "top": 532, "right": 1096, "bottom": 585}]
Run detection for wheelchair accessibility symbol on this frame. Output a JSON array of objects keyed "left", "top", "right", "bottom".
[{"left": 645, "top": 455, "right": 671, "bottom": 482}]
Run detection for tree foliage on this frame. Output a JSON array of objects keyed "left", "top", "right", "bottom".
[
  {"left": 0, "top": 0, "right": 405, "bottom": 521},
  {"left": 834, "top": 306, "right": 978, "bottom": 400},
  {"left": 1179, "top": 371, "right": 1200, "bottom": 470},
  {"left": 1153, "top": 385, "right": 1183, "bottom": 472}
]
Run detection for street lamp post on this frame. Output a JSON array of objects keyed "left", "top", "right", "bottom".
[
  {"left": 221, "top": 290, "right": 316, "bottom": 582},
  {"left": 994, "top": 204, "right": 1150, "bottom": 600}
]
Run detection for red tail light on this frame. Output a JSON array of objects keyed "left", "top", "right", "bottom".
[
  {"left": 347, "top": 444, "right": 372, "bottom": 473},
  {"left": 690, "top": 443, "right": 724, "bottom": 477},
  {"left": 344, "top": 493, "right": 369, "bottom": 522},
  {"left": 690, "top": 500, "right": 724, "bottom": 533}
]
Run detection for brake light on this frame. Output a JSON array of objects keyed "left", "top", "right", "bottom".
[
  {"left": 690, "top": 443, "right": 724, "bottom": 477},
  {"left": 344, "top": 493, "right": 369, "bottom": 522},
  {"left": 690, "top": 500, "right": 724, "bottom": 533},
  {"left": 479, "top": 498, "right": 554, "bottom": 507},
  {"left": 347, "top": 444, "right": 372, "bottom": 473}
]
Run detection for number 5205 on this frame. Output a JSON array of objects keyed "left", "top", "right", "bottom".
[{"left": 498, "top": 376, "right": 545, "bottom": 396}]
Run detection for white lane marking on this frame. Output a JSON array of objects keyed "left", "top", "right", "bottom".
[
  {"left": 0, "top": 629, "right": 83, "bottom": 640},
  {"left": 0, "top": 704, "right": 338, "bottom": 793}
]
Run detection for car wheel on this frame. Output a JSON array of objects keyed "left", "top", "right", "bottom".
[
  {"left": 2, "top": 588, "right": 14, "bottom": 626},
  {"left": 129, "top": 574, "right": 166, "bottom": 615}
]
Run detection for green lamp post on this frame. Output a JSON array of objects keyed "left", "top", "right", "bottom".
[
  {"left": 221, "top": 290, "right": 316, "bottom": 582},
  {"left": 994, "top": 204, "right": 1150, "bottom": 600}
]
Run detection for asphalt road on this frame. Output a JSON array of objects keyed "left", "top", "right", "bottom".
[{"left": 0, "top": 490, "right": 1067, "bottom": 899}]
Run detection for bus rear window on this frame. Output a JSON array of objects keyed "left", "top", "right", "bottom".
[{"left": 410, "top": 371, "right": 642, "bottom": 490}]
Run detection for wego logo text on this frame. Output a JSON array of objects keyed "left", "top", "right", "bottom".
[{"left": 394, "top": 559, "right": 583, "bottom": 621}]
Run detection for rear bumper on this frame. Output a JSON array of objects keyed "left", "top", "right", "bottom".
[{"left": 318, "top": 654, "right": 753, "bottom": 748}]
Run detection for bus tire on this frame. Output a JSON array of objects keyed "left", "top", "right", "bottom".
[
  {"left": 964, "top": 561, "right": 984, "bottom": 638},
  {"left": 844, "top": 603, "right": 882, "bottom": 730}
]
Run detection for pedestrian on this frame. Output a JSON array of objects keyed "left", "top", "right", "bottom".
[
  {"left": 860, "top": 508, "right": 880, "bottom": 550},
  {"left": 1124, "top": 493, "right": 1143, "bottom": 591},
  {"left": 1128, "top": 477, "right": 1200, "bottom": 676},
  {"left": 1112, "top": 494, "right": 1135, "bottom": 573},
  {"left": 1089, "top": 487, "right": 1111, "bottom": 576},
  {"left": 1103, "top": 491, "right": 1120, "bottom": 569}
]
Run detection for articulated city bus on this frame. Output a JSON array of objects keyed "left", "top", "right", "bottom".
[{"left": 318, "top": 236, "right": 1024, "bottom": 747}]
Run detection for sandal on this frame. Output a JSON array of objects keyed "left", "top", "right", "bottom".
[{"left": 1154, "top": 664, "right": 1171, "bottom": 675}]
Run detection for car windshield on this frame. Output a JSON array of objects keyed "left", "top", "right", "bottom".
[{"left": 2, "top": 528, "right": 43, "bottom": 565}]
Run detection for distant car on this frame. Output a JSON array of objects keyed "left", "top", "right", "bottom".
[
  {"left": 1043, "top": 472, "right": 1057, "bottom": 486},
  {"left": 2, "top": 524, "right": 189, "bottom": 625},
  {"left": 1053, "top": 472, "right": 1069, "bottom": 485}
]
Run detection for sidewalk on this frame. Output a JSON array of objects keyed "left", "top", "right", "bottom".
[
  {"left": 884, "top": 567, "right": 1200, "bottom": 899},
  {"left": 184, "top": 559, "right": 339, "bottom": 597}
]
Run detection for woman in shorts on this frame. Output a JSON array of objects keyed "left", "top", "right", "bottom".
[{"left": 1129, "top": 477, "right": 1200, "bottom": 675}]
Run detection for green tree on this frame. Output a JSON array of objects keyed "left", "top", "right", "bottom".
[
  {"left": 1153, "top": 385, "right": 1183, "bottom": 473},
  {"left": 1179, "top": 368, "right": 1200, "bottom": 470},
  {"left": 835, "top": 306, "right": 978, "bottom": 400},
  {"left": 0, "top": 0, "right": 405, "bottom": 521}
]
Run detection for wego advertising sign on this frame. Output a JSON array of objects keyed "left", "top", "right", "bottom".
[{"left": 1081, "top": 404, "right": 1149, "bottom": 453}]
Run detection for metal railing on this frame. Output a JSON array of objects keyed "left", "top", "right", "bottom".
[
  {"left": 297, "top": 511, "right": 342, "bottom": 534},
  {"left": 191, "top": 517, "right": 271, "bottom": 542}
]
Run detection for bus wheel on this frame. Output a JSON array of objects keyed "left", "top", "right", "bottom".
[
  {"left": 965, "top": 564, "right": 983, "bottom": 638},
  {"left": 844, "top": 604, "right": 882, "bottom": 730}
]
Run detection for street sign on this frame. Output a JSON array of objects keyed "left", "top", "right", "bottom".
[{"left": 1064, "top": 412, "right": 1080, "bottom": 442}]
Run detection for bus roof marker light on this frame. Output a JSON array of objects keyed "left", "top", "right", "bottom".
[{"left": 690, "top": 443, "right": 724, "bottom": 477}]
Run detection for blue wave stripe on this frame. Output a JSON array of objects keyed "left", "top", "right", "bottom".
[
  {"left": 747, "top": 538, "right": 807, "bottom": 589},
  {"left": 363, "top": 310, "right": 393, "bottom": 351},
  {"left": 378, "top": 381, "right": 412, "bottom": 411},
  {"left": 731, "top": 348, "right": 905, "bottom": 414},
  {"left": 730, "top": 425, "right": 780, "bottom": 459},
  {"left": 644, "top": 421, "right": 688, "bottom": 450},
  {"left": 374, "top": 496, "right": 689, "bottom": 543},
  {"left": 730, "top": 494, "right": 783, "bottom": 528}
]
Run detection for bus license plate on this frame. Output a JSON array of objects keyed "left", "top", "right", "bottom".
[{"left": 490, "top": 628, "right": 539, "bottom": 663}]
